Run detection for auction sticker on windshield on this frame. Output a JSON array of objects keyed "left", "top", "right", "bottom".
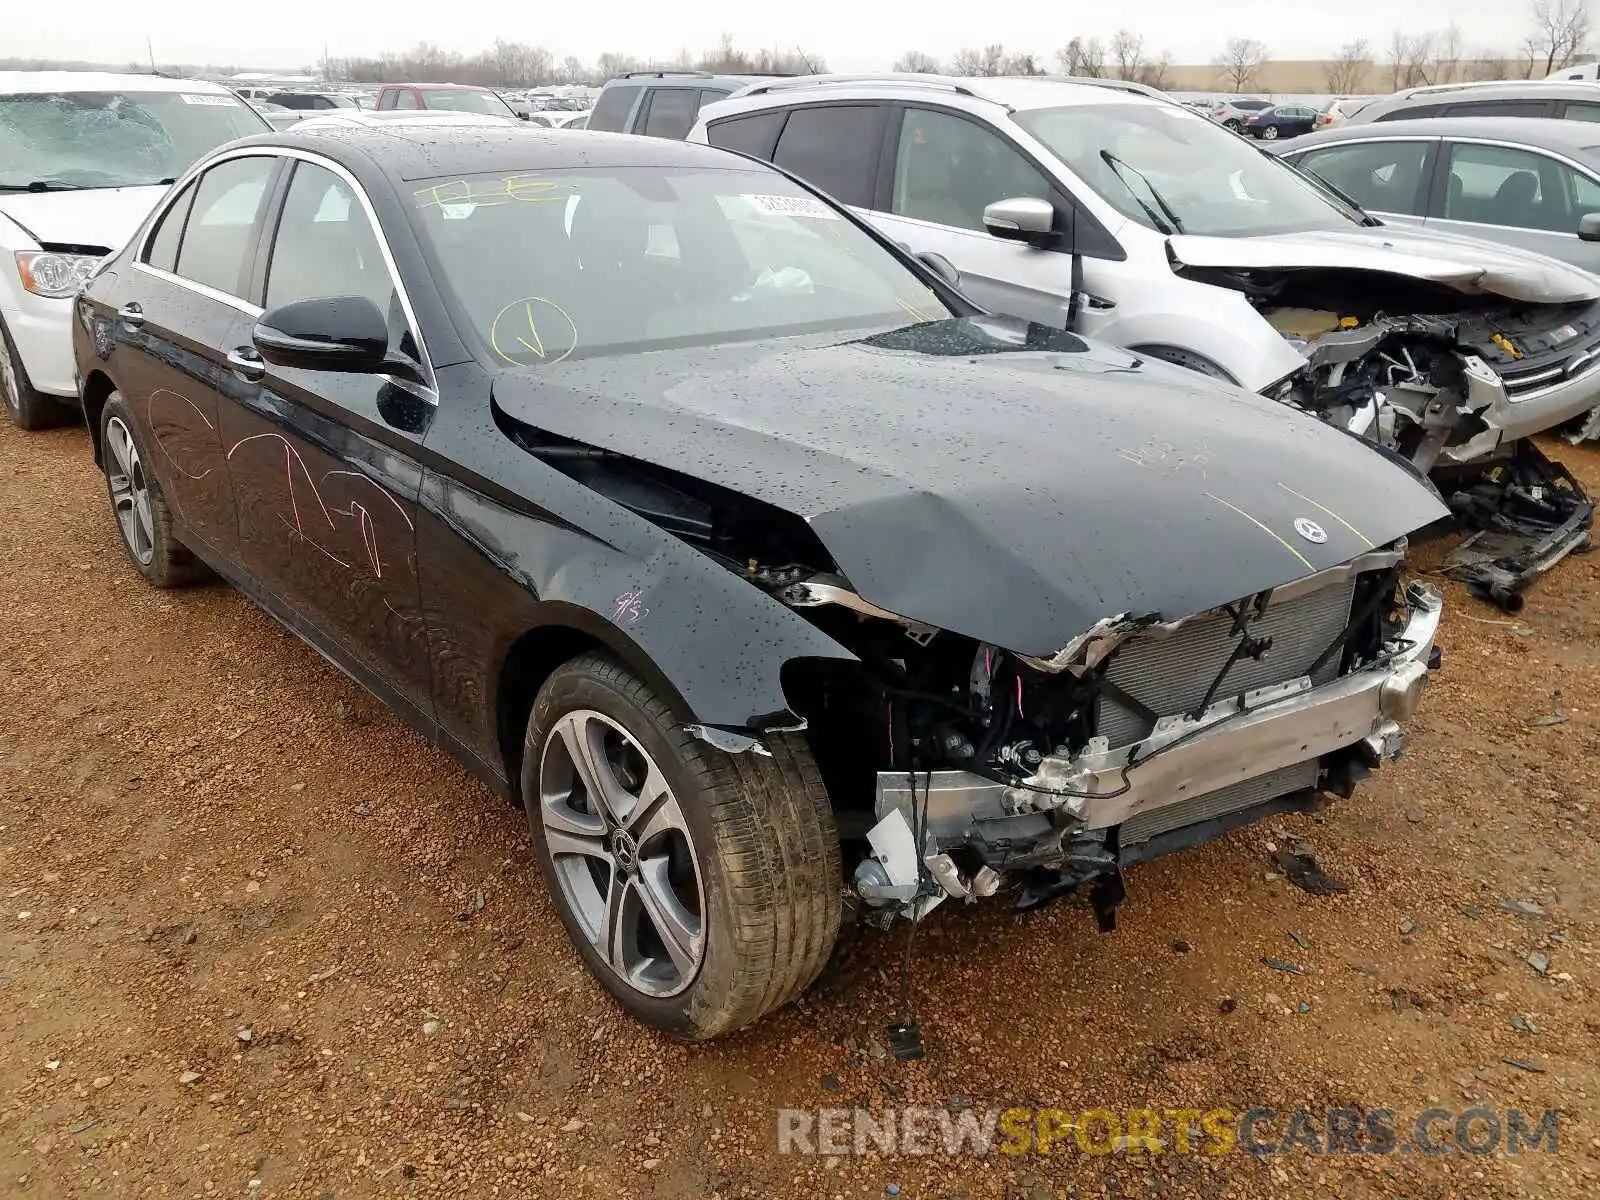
[
  {"left": 740, "top": 194, "right": 839, "bottom": 220},
  {"left": 181, "top": 94, "right": 239, "bottom": 106}
]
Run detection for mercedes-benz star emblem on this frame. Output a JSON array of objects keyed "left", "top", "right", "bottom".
[{"left": 1293, "top": 517, "right": 1328, "bottom": 545}]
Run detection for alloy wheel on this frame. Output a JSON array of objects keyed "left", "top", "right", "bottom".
[
  {"left": 537, "top": 708, "right": 706, "bottom": 998},
  {"left": 105, "top": 415, "right": 156, "bottom": 565},
  {"left": 1262, "top": 125, "right": 1279, "bottom": 140}
]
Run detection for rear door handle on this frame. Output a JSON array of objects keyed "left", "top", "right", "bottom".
[
  {"left": 226, "top": 347, "right": 265, "bottom": 382},
  {"left": 117, "top": 303, "right": 144, "bottom": 328}
]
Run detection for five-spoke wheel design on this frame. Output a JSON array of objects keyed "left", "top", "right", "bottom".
[
  {"left": 537, "top": 708, "right": 706, "bottom": 997},
  {"left": 105, "top": 414, "right": 155, "bottom": 566}
]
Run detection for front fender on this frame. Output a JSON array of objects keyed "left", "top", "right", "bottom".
[
  {"left": 1096, "top": 282, "right": 1305, "bottom": 393},
  {"left": 418, "top": 391, "right": 857, "bottom": 738}
]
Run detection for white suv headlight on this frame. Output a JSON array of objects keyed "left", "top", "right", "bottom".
[{"left": 14, "top": 250, "right": 105, "bottom": 299}]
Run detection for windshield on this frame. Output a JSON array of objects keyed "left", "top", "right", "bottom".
[
  {"left": 426, "top": 90, "right": 516, "bottom": 117},
  {"left": 409, "top": 166, "right": 951, "bottom": 364},
  {"left": 0, "top": 90, "right": 267, "bottom": 190},
  {"left": 1014, "top": 102, "right": 1360, "bottom": 237}
]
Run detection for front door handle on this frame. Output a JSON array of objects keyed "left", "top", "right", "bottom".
[
  {"left": 226, "top": 347, "right": 266, "bottom": 382},
  {"left": 117, "top": 302, "right": 144, "bottom": 328}
]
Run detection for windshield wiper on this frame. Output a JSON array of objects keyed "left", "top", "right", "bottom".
[
  {"left": 1, "top": 180, "right": 87, "bottom": 193},
  {"left": 1099, "top": 149, "right": 1185, "bottom": 235},
  {"left": 1267, "top": 148, "right": 1382, "bottom": 226}
]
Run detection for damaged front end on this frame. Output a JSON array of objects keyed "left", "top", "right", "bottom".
[
  {"left": 1198, "top": 269, "right": 1600, "bottom": 608},
  {"left": 831, "top": 549, "right": 1443, "bottom": 932}
]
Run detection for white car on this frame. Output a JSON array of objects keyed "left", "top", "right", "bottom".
[
  {"left": 688, "top": 74, "right": 1600, "bottom": 472},
  {"left": 1, "top": 72, "right": 267, "bottom": 427}
]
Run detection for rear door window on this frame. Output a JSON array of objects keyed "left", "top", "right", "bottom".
[
  {"left": 589, "top": 83, "right": 642, "bottom": 132},
  {"left": 706, "top": 110, "right": 788, "bottom": 159},
  {"left": 639, "top": 88, "right": 700, "bottom": 139},
  {"left": 770, "top": 105, "right": 887, "bottom": 207},
  {"left": 1559, "top": 100, "right": 1600, "bottom": 121}
]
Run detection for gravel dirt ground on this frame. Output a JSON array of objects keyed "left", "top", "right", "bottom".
[{"left": 1, "top": 415, "right": 1597, "bottom": 1200}]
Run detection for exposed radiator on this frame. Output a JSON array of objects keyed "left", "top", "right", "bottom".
[
  {"left": 1119, "top": 760, "right": 1318, "bottom": 846},
  {"left": 1098, "top": 576, "right": 1357, "bottom": 749}
]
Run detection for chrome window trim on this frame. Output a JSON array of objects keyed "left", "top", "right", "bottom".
[{"left": 136, "top": 145, "right": 438, "bottom": 402}]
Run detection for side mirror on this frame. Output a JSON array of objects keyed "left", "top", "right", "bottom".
[
  {"left": 983, "top": 196, "right": 1057, "bottom": 247},
  {"left": 254, "top": 295, "right": 404, "bottom": 377},
  {"left": 1579, "top": 213, "right": 1600, "bottom": 242},
  {"left": 517, "top": 111, "right": 530, "bottom": 120},
  {"left": 915, "top": 251, "right": 960, "bottom": 288}
]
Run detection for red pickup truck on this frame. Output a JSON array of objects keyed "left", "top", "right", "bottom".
[{"left": 373, "top": 83, "right": 524, "bottom": 120}]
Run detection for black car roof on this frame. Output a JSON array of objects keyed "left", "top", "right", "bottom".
[{"left": 225, "top": 125, "right": 746, "bottom": 182}]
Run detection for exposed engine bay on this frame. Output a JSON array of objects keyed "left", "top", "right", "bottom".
[
  {"left": 505, "top": 417, "right": 1444, "bottom": 932},
  {"left": 1190, "top": 266, "right": 1598, "bottom": 608}
]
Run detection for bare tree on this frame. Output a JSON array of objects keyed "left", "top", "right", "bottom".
[
  {"left": 1432, "top": 23, "right": 1464, "bottom": 83},
  {"left": 950, "top": 44, "right": 1012, "bottom": 76},
  {"left": 949, "top": 46, "right": 984, "bottom": 76},
  {"left": 1110, "top": 28, "right": 1146, "bottom": 81},
  {"left": 1138, "top": 51, "right": 1173, "bottom": 90},
  {"left": 1054, "top": 36, "right": 1106, "bottom": 78},
  {"left": 893, "top": 50, "right": 943, "bottom": 73},
  {"left": 1324, "top": 37, "right": 1371, "bottom": 93},
  {"left": 596, "top": 51, "right": 642, "bottom": 80},
  {"left": 1213, "top": 37, "right": 1268, "bottom": 92},
  {"left": 1525, "top": 0, "right": 1592, "bottom": 74},
  {"left": 1387, "top": 31, "right": 1437, "bottom": 90},
  {"left": 1002, "top": 51, "right": 1044, "bottom": 75}
]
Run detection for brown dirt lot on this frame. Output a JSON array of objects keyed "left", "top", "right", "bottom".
[{"left": 1, "top": 416, "right": 1597, "bottom": 1200}]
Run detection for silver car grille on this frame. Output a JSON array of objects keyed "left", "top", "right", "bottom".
[
  {"left": 1098, "top": 576, "right": 1358, "bottom": 750},
  {"left": 1119, "top": 760, "right": 1318, "bottom": 846}
]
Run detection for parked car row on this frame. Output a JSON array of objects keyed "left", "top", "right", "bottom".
[{"left": 4, "top": 69, "right": 1593, "bottom": 1044}]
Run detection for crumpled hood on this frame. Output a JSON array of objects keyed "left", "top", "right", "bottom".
[
  {"left": 492, "top": 317, "right": 1449, "bottom": 656},
  {"left": 1169, "top": 223, "right": 1600, "bottom": 304},
  {"left": 0, "top": 185, "right": 169, "bottom": 252}
]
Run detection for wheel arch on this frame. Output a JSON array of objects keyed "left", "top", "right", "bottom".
[
  {"left": 493, "top": 603, "right": 699, "bottom": 803},
  {"left": 80, "top": 369, "right": 117, "bottom": 465}
]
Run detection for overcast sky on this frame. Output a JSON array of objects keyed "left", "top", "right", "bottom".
[{"left": 10, "top": 1, "right": 1551, "bottom": 71}]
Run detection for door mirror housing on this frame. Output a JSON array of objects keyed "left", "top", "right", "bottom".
[
  {"left": 1579, "top": 212, "right": 1600, "bottom": 242},
  {"left": 254, "top": 295, "right": 416, "bottom": 379},
  {"left": 983, "top": 197, "right": 1058, "bottom": 248},
  {"left": 914, "top": 251, "right": 961, "bottom": 288}
]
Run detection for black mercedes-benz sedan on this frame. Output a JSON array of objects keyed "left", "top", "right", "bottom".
[{"left": 74, "top": 122, "right": 1449, "bottom": 1039}]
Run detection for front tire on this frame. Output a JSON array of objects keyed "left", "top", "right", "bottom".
[
  {"left": 523, "top": 652, "right": 841, "bottom": 1039},
  {"left": 99, "top": 393, "right": 211, "bottom": 587},
  {"left": 0, "top": 315, "right": 75, "bottom": 430}
]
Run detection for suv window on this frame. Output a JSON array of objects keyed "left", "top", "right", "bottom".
[
  {"left": 640, "top": 88, "right": 701, "bottom": 139},
  {"left": 174, "top": 156, "right": 275, "bottom": 297},
  {"left": 145, "top": 180, "right": 197, "bottom": 273},
  {"left": 1376, "top": 103, "right": 1444, "bottom": 121},
  {"left": 589, "top": 83, "right": 643, "bottom": 132},
  {"left": 1294, "top": 140, "right": 1431, "bottom": 214},
  {"left": 1445, "top": 99, "right": 1552, "bottom": 118},
  {"left": 265, "top": 162, "right": 396, "bottom": 317},
  {"left": 706, "top": 110, "right": 787, "bottom": 159},
  {"left": 770, "top": 105, "right": 886, "bottom": 208},
  {"left": 1561, "top": 100, "right": 1600, "bottom": 121},
  {"left": 891, "top": 108, "right": 1050, "bottom": 231}
]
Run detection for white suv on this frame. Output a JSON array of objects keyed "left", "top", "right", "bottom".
[
  {"left": 1, "top": 72, "right": 267, "bottom": 427},
  {"left": 688, "top": 74, "right": 1600, "bottom": 471}
]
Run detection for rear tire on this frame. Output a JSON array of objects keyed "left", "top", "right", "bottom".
[
  {"left": 99, "top": 393, "right": 212, "bottom": 587},
  {"left": 523, "top": 652, "right": 841, "bottom": 1039},
  {"left": 1261, "top": 125, "right": 1280, "bottom": 141},
  {"left": 0, "top": 315, "right": 75, "bottom": 431}
]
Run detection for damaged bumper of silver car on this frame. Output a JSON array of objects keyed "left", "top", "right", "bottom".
[{"left": 854, "top": 578, "right": 1443, "bottom": 929}]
